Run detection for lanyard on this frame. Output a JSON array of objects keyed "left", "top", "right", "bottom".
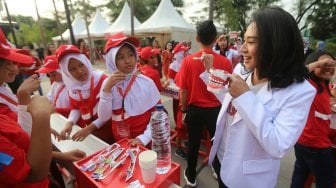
[
  {"left": 78, "top": 76, "right": 94, "bottom": 116},
  {"left": 0, "top": 93, "right": 18, "bottom": 106},
  {"left": 53, "top": 85, "right": 65, "bottom": 106},
  {"left": 117, "top": 74, "right": 137, "bottom": 122}
]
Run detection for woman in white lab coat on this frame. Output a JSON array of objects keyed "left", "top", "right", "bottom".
[{"left": 208, "top": 6, "right": 316, "bottom": 188}]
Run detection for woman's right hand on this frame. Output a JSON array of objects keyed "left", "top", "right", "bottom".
[
  {"left": 103, "top": 71, "right": 126, "bottom": 92},
  {"left": 316, "top": 58, "right": 336, "bottom": 68},
  {"left": 17, "top": 74, "right": 41, "bottom": 105},
  {"left": 60, "top": 121, "right": 73, "bottom": 139}
]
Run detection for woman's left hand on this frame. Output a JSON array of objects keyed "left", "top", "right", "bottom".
[{"left": 228, "top": 74, "right": 250, "bottom": 98}]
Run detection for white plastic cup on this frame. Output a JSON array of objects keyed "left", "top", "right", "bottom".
[{"left": 139, "top": 150, "right": 157, "bottom": 184}]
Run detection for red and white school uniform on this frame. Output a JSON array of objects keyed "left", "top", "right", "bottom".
[
  {"left": 0, "top": 114, "right": 49, "bottom": 188},
  {"left": 0, "top": 84, "right": 32, "bottom": 135},
  {"left": 99, "top": 41, "right": 161, "bottom": 145},
  {"left": 168, "top": 51, "right": 185, "bottom": 81},
  {"left": 47, "top": 81, "right": 70, "bottom": 118},
  {"left": 297, "top": 80, "right": 333, "bottom": 148},
  {"left": 59, "top": 53, "right": 113, "bottom": 143}
]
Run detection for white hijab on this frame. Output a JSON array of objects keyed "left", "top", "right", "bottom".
[
  {"left": 169, "top": 51, "right": 185, "bottom": 72},
  {"left": 59, "top": 53, "right": 105, "bottom": 100},
  {"left": 105, "top": 42, "right": 160, "bottom": 116}
]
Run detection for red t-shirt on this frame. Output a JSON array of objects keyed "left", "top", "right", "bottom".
[
  {"left": 297, "top": 80, "right": 333, "bottom": 148},
  {"left": 140, "top": 65, "right": 163, "bottom": 91},
  {"left": 178, "top": 48, "right": 232, "bottom": 108},
  {"left": 0, "top": 115, "right": 49, "bottom": 188}
]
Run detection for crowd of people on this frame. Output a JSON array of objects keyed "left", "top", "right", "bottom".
[{"left": 0, "top": 5, "right": 335, "bottom": 188}]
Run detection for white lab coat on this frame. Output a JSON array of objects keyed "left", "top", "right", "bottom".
[{"left": 209, "top": 73, "right": 316, "bottom": 188}]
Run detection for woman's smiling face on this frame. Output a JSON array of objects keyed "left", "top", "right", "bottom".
[{"left": 241, "top": 22, "right": 259, "bottom": 71}]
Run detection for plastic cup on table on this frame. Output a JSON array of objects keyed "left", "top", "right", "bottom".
[{"left": 138, "top": 150, "right": 157, "bottom": 184}]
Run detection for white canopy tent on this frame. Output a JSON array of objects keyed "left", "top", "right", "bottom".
[
  {"left": 77, "top": 9, "right": 110, "bottom": 39},
  {"left": 135, "top": 0, "right": 198, "bottom": 51},
  {"left": 52, "top": 13, "right": 87, "bottom": 42},
  {"left": 104, "top": 2, "right": 141, "bottom": 36}
]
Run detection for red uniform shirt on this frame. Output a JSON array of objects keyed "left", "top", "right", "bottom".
[
  {"left": 178, "top": 49, "right": 232, "bottom": 107},
  {"left": 297, "top": 80, "right": 333, "bottom": 148},
  {"left": 140, "top": 65, "right": 163, "bottom": 91},
  {"left": 0, "top": 103, "right": 17, "bottom": 121},
  {"left": 0, "top": 115, "right": 49, "bottom": 188},
  {"left": 70, "top": 74, "right": 107, "bottom": 126}
]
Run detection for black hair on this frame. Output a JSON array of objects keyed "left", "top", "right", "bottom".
[
  {"left": 76, "top": 39, "right": 85, "bottom": 48},
  {"left": 215, "top": 33, "right": 229, "bottom": 56},
  {"left": 196, "top": 20, "right": 217, "bottom": 46},
  {"left": 305, "top": 50, "right": 335, "bottom": 93},
  {"left": 252, "top": 6, "right": 308, "bottom": 88}
]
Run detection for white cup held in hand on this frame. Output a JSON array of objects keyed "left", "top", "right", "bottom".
[{"left": 139, "top": 150, "right": 157, "bottom": 184}]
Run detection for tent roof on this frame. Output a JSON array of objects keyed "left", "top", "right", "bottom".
[
  {"left": 105, "top": 2, "right": 141, "bottom": 34},
  {"left": 136, "top": 0, "right": 195, "bottom": 33},
  {"left": 78, "top": 9, "right": 109, "bottom": 38},
  {"left": 52, "top": 13, "right": 87, "bottom": 41}
]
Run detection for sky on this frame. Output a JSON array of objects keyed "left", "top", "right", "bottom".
[{"left": 0, "top": 0, "right": 294, "bottom": 24}]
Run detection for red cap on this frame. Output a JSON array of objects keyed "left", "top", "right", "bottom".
[
  {"left": 172, "top": 43, "right": 190, "bottom": 54},
  {"left": 0, "top": 29, "right": 33, "bottom": 65},
  {"left": 35, "top": 55, "right": 59, "bottom": 73},
  {"left": 104, "top": 32, "right": 139, "bottom": 53},
  {"left": 55, "top": 45, "right": 81, "bottom": 62},
  {"left": 140, "top": 46, "right": 160, "bottom": 61}
]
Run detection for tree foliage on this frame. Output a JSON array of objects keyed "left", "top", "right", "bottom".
[
  {"left": 307, "top": 0, "right": 336, "bottom": 40},
  {"left": 7, "top": 15, "right": 66, "bottom": 47},
  {"left": 213, "top": 0, "right": 280, "bottom": 33}
]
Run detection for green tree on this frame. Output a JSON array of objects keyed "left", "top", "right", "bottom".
[
  {"left": 6, "top": 15, "right": 66, "bottom": 47},
  {"left": 213, "top": 0, "right": 280, "bottom": 33},
  {"left": 307, "top": 0, "right": 336, "bottom": 40}
]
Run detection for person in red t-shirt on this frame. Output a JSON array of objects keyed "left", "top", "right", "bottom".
[
  {"left": 0, "top": 28, "right": 53, "bottom": 187},
  {"left": 291, "top": 50, "right": 336, "bottom": 188},
  {"left": 139, "top": 46, "right": 168, "bottom": 91},
  {"left": 178, "top": 20, "right": 232, "bottom": 187}
]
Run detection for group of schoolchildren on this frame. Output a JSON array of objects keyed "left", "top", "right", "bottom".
[
  {"left": 1, "top": 6, "right": 336, "bottom": 188},
  {"left": 0, "top": 25, "right": 195, "bottom": 187}
]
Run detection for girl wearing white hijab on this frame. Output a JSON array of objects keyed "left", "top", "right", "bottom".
[
  {"left": 98, "top": 32, "right": 161, "bottom": 146},
  {"left": 57, "top": 45, "right": 114, "bottom": 144}
]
